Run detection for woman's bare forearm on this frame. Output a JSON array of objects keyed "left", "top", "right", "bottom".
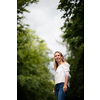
[{"left": 64, "top": 76, "right": 68, "bottom": 86}]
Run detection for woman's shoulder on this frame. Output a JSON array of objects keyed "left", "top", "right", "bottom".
[{"left": 62, "top": 62, "right": 70, "bottom": 67}]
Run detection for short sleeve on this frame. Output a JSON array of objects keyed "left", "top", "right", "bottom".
[{"left": 62, "top": 63, "right": 71, "bottom": 79}]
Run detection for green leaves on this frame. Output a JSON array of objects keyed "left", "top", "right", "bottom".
[
  {"left": 17, "top": 28, "right": 56, "bottom": 100},
  {"left": 58, "top": 0, "right": 84, "bottom": 100},
  {"left": 17, "top": 0, "right": 39, "bottom": 34},
  {"left": 17, "top": 1, "right": 55, "bottom": 99},
  {"left": 17, "top": 0, "right": 56, "bottom": 100}
]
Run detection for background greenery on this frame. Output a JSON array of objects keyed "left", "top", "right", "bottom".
[
  {"left": 58, "top": 0, "right": 84, "bottom": 100},
  {"left": 17, "top": 0, "right": 84, "bottom": 100}
]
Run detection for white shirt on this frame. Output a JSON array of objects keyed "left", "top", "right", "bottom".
[{"left": 54, "top": 63, "right": 71, "bottom": 87}]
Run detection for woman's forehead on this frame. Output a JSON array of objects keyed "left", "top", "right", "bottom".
[{"left": 55, "top": 52, "right": 60, "bottom": 55}]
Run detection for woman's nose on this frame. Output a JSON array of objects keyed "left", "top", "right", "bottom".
[{"left": 56, "top": 56, "right": 58, "bottom": 58}]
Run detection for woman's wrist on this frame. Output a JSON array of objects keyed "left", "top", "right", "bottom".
[{"left": 64, "top": 83, "right": 67, "bottom": 86}]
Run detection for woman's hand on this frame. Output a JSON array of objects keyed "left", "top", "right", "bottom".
[
  {"left": 53, "top": 89, "right": 55, "bottom": 95},
  {"left": 63, "top": 85, "right": 67, "bottom": 93}
]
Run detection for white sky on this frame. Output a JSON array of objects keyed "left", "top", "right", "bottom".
[{"left": 23, "top": 0, "right": 67, "bottom": 73}]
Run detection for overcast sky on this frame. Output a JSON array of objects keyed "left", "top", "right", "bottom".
[{"left": 23, "top": 0, "right": 67, "bottom": 73}]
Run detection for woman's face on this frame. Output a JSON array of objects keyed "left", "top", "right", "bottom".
[{"left": 54, "top": 52, "right": 62, "bottom": 63}]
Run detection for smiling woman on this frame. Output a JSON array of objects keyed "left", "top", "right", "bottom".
[
  {"left": 53, "top": 51, "right": 71, "bottom": 100},
  {"left": 54, "top": 51, "right": 65, "bottom": 70}
]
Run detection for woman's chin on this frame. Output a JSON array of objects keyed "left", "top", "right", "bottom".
[{"left": 56, "top": 60, "right": 61, "bottom": 62}]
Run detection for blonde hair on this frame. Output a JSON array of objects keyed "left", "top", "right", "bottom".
[{"left": 54, "top": 51, "right": 66, "bottom": 71}]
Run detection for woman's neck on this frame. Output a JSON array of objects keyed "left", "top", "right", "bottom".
[{"left": 58, "top": 61, "right": 63, "bottom": 66}]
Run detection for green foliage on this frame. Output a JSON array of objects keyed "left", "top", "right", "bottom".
[
  {"left": 17, "top": 0, "right": 38, "bottom": 24},
  {"left": 17, "top": 0, "right": 56, "bottom": 100},
  {"left": 58, "top": 0, "right": 84, "bottom": 100},
  {"left": 17, "top": 0, "right": 39, "bottom": 33},
  {"left": 17, "top": 29, "right": 56, "bottom": 100}
]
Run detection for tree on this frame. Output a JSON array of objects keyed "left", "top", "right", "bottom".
[
  {"left": 17, "top": 29, "right": 56, "bottom": 100},
  {"left": 58, "top": 0, "right": 84, "bottom": 100},
  {"left": 17, "top": 0, "right": 38, "bottom": 24},
  {"left": 17, "top": 0, "right": 56, "bottom": 100},
  {"left": 17, "top": 0, "right": 39, "bottom": 34}
]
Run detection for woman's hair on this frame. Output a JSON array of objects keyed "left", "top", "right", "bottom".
[{"left": 54, "top": 51, "right": 66, "bottom": 71}]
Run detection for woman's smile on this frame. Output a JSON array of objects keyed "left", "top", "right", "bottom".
[{"left": 54, "top": 53, "right": 62, "bottom": 62}]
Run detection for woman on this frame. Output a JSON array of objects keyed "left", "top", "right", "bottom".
[{"left": 53, "top": 51, "right": 71, "bottom": 100}]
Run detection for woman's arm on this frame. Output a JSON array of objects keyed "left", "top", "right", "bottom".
[
  {"left": 64, "top": 76, "right": 69, "bottom": 86},
  {"left": 63, "top": 76, "right": 68, "bottom": 93}
]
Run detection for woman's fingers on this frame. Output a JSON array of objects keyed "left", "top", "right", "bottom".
[
  {"left": 63, "top": 86, "right": 67, "bottom": 93},
  {"left": 53, "top": 89, "right": 55, "bottom": 95},
  {"left": 63, "top": 88, "right": 67, "bottom": 93}
]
